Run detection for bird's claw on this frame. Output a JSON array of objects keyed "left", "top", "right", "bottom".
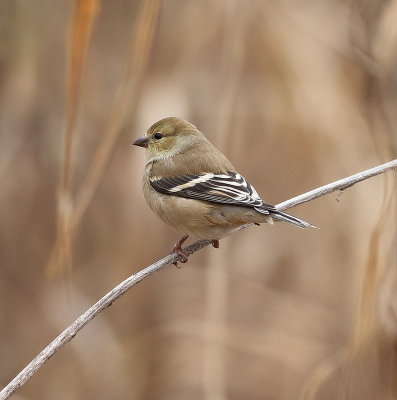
[
  {"left": 171, "top": 235, "right": 189, "bottom": 267},
  {"left": 171, "top": 236, "right": 220, "bottom": 267},
  {"left": 172, "top": 250, "right": 189, "bottom": 268},
  {"left": 211, "top": 240, "right": 219, "bottom": 248}
]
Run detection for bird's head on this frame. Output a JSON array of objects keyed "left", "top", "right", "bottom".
[{"left": 133, "top": 117, "right": 203, "bottom": 161}]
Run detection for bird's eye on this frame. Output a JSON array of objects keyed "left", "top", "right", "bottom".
[{"left": 153, "top": 132, "right": 163, "bottom": 140}]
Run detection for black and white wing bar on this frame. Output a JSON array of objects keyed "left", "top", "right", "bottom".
[
  {"left": 150, "top": 171, "right": 314, "bottom": 228},
  {"left": 150, "top": 171, "right": 276, "bottom": 213}
]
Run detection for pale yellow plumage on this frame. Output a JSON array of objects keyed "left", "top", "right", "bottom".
[{"left": 133, "top": 117, "right": 313, "bottom": 263}]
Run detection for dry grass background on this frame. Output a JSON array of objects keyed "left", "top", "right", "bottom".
[{"left": 0, "top": 0, "right": 396, "bottom": 399}]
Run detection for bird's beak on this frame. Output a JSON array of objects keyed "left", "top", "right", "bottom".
[{"left": 132, "top": 136, "right": 149, "bottom": 148}]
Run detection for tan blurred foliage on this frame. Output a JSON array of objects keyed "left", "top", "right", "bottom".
[{"left": 0, "top": 0, "right": 396, "bottom": 399}]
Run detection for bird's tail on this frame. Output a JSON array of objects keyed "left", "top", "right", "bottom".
[
  {"left": 270, "top": 209, "right": 316, "bottom": 229},
  {"left": 255, "top": 206, "right": 316, "bottom": 229}
]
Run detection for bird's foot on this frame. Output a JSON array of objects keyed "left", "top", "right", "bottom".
[
  {"left": 172, "top": 235, "right": 189, "bottom": 267},
  {"left": 211, "top": 239, "right": 219, "bottom": 249}
]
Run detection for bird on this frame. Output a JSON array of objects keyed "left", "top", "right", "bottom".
[{"left": 133, "top": 117, "right": 315, "bottom": 264}]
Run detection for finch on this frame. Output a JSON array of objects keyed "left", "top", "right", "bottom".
[{"left": 133, "top": 117, "right": 314, "bottom": 263}]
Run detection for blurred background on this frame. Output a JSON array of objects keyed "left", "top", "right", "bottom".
[{"left": 0, "top": 0, "right": 396, "bottom": 399}]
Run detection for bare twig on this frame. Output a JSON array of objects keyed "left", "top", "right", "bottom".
[
  {"left": 1, "top": 159, "right": 396, "bottom": 400},
  {"left": 276, "top": 159, "right": 397, "bottom": 211}
]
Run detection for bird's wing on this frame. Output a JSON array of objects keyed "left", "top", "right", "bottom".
[{"left": 150, "top": 171, "right": 276, "bottom": 213}]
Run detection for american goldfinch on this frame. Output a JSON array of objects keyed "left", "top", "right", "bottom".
[{"left": 133, "top": 117, "right": 314, "bottom": 263}]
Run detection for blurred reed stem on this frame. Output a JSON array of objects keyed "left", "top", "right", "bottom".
[
  {"left": 47, "top": 0, "right": 162, "bottom": 276},
  {"left": 55, "top": 0, "right": 99, "bottom": 276}
]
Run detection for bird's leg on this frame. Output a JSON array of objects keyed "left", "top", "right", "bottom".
[
  {"left": 211, "top": 240, "right": 219, "bottom": 248},
  {"left": 172, "top": 235, "right": 189, "bottom": 267}
]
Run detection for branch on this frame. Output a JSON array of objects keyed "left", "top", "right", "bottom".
[
  {"left": 276, "top": 159, "right": 397, "bottom": 211},
  {"left": 1, "top": 159, "right": 396, "bottom": 400}
]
